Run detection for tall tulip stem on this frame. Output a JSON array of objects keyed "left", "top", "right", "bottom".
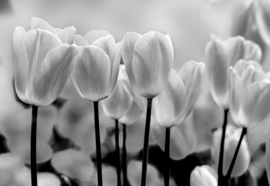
[
  {"left": 115, "top": 120, "right": 121, "bottom": 186},
  {"left": 225, "top": 127, "right": 247, "bottom": 180},
  {"left": 31, "top": 105, "right": 38, "bottom": 186},
  {"left": 93, "top": 101, "right": 103, "bottom": 186},
  {"left": 122, "top": 124, "right": 129, "bottom": 186},
  {"left": 164, "top": 127, "right": 171, "bottom": 186},
  {"left": 218, "top": 109, "right": 229, "bottom": 184},
  {"left": 141, "top": 98, "right": 153, "bottom": 186}
]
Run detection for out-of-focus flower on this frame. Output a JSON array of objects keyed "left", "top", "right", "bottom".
[
  {"left": 31, "top": 17, "right": 76, "bottom": 44},
  {"left": 122, "top": 31, "right": 173, "bottom": 99},
  {"left": 13, "top": 26, "right": 78, "bottom": 106},
  {"left": 229, "top": 60, "right": 270, "bottom": 128},
  {"left": 150, "top": 113, "right": 197, "bottom": 160},
  {"left": 254, "top": 0, "right": 270, "bottom": 46},
  {"left": 38, "top": 173, "right": 61, "bottom": 186},
  {"left": 212, "top": 124, "right": 250, "bottom": 177},
  {"left": 205, "top": 36, "right": 262, "bottom": 108},
  {"left": 102, "top": 65, "right": 133, "bottom": 120},
  {"left": 127, "top": 160, "right": 176, "bottom": 186},
  {"left": 51, "top": 149, "right": 95, "bottom": 182},
  {"left": 152, "top": 61, "right": 204, "bottom": 128},
  {"left": 90, "top": 165, "right": 117, "bottom": 186},
  {"left": 119, "top": 100, "right": 143, "bottom": 125},
  {"left": 190, "top": 165, "right": 217, "bottom": 186},
  {"left": 70, "top": 30, "right": 121, "bottom": 101}
]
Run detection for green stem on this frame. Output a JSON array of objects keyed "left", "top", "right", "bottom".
[
  {"left": 141, "top": 98, "right": 153, "bottom": 186},
  {"left": 115, "top": 120, "right": 121, "bottom": 186},
  {"left": 225, "top": 127, "right": 247, "bottom": 180},
  {"left": 164, "top": 127, "right": 171, "bottom": 186},
  {"left": 122, "top": 124, "right": 128, "bottom": 186},
  {"left": 93, "top": 101, "right": 103, "bottom": 186},
  {"left": 31, "top": 105, "right": 38, "bottom": 186},
  {"left": 218, "top": 109, "right": 229, "bottom": 185}
]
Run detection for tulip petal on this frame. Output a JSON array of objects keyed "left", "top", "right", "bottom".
[
  {"left": 56, "top": 26, "right": 76, "bottom": 44},
  {"left": 102, "top": 80, "right": 133, "bottom": 120},
  {"left": 33, "top": 44, "right": 78, "bottom": 106},
  {"left": 30, "top": 17, "right": 56, "bottom": 34},
  {"left": 255, "top": 0, "right": 270, "bottom": 46},
  {"left": 13, "top": 27, "right": 30, "bottom": 102},
  {"left": 74, "top": 34, "right": 88, "bottom": 46},
  {"left": 241, "top": 65, "right": 265, "bottom": 88},
  {"left": 223, "top": 36, "right": 245, "bottom": 66},
  {"left": 122, "top": 32, "right": 142, "bottom": 94},
  {"left": 84, "top": 30, "right": 111, "bottom": 45},
  {"left": 70, "top": 46, "right": 111, "bottom": 101},
  {"left": 229, "top": 67, "right": 244, "bottom": 126},
  {"left": 119, "top": 100, "right": 143, "bottom": 125},
  {"left": 243, "top": 80, "right": 270, "bottom": 127},
  {"left": 234, "top": 59, "right": 262, "bottom": 76},
  {"left": 152, "top": 70, "right": 186, "bottom": 127},
  {"left": 244, "top": 40, "right": 262, "bottom": 62},
  {"left": 178, "top": 61, "right": 204, "bottom": 121},
  {"left": 132, "top": 31, "right": 173, "bottom": 98},
  {"left": 206, "top": 39, "right": 229, "bottom": 108}
]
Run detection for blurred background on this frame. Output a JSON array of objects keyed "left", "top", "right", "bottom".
[{"left": 0, "top": 0, "right": 269, "bottom": 185}]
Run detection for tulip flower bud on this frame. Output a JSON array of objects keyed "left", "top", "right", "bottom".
[
  {"left": 119, "top": 100, "right": 143, "bottom": 125},
  {"left": 212, "top": 124, "right": 250, "bottom": 177},
  {"left": 122, "top": 31, "right": 173, "bottom": 99},
  {"left": 190, "top": 165, "right": 217, "bottom": 186},
  {"left": 102, "top": 65, "right": 133, "bottom": 120},
  {"left": 31, "top": 17, "right": 76, "bottom": 45},
  {"left": 71, "top": 32, "right": 122, "bottom": 101},
  {"left": 229, "top": 61, "right": 270, "bottom": 128},
  {"left": 152, "top": 61, "right": 204, "bottom": 127},
  {"left": 13, "top": 26, "right": 79, "bottom": 106},
  {"left": 205, "top": 36, "right": 262, "bottom": 109}
]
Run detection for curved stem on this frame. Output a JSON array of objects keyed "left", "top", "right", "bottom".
[
  {"left": 164, "top": 127, "right": 171, "bottom": 186},
  {"left": 31, "top": 105, "right": 38, "bottom": 186},
  {"left": 115, "top": 120, "right": 121, "bottom": 186},
  {"left": 93, "top": 101, "right": 103, "bottom": 186},
  {"left": 141, "top": 98, "right": 153, "bottom": 186},
  {"left": 218, "top": 109, "right": 229, "bottom": 182},
  {"left": 122, "top": 124, "right": 128, "bottom": 186},
  {"left": 225, "top": 127, "right": 247, "bottom": 180}
]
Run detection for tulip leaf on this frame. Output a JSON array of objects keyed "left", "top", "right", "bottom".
[
  {"left": 51, "top": 97, "right": 68, "bottom": 111},
  {"left": 48, "top": 126, "right": 80, "bottom": 153},
  {"left": 12, "top": 77, "right": 31, "bottom": 109}
]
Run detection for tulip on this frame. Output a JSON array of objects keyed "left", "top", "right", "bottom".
[
  {"left": 102, "top": 65, "right": 133, "bottom": 186},
  {"left": 229, "top": 61, "right": 270, "bottom": 128},
  {"left": 205, "top": 35, "right": 262, "bottom": 109},
  {"left": 122, "top": 31, "right": 173, "bottom": 186},
  {"left": 70, "top": 30, "right": 121, "bottom": 186},
  {"left": 31, "top": 17, "right": 76, "bottom": 45},
  {"left": 13, "top": 22, "right": 78, "bottom": 186},
  {"left": 190, "top": 165, "right": 217, "bottom": 186},
  {"left": 254, "top": 0, "right": 270, "bottom": 46},
  {"left": 212, "top": 124, "right": 250, "bottom": 178}
]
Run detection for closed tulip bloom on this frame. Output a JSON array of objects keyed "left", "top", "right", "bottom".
[
  {"left": 190, "top": 165, "right": 217, "bottom": 186},
  {"left": 70, "top": 31, "right": 121, "bottom": 101},
  {"left": 13, "top": 27, "right": 78, "bottom": 106},
  {"left": 229, "top": 61, "right": 270, "bottom": 128},
  {"left": 102, "top": 65, "right": 133, "bottom": 120},
  {"left": 152, "top": 61, "right": 204, "bottom": 127},
  {"left": 205, "top": 36, "right": 262, "bottom": 108},
  {"left": 31, "top": 17, "right": 76, "bottom": 45},
  {"left": 122, "top": 31, "right": 173, "bottom": 99},
  {"left": 212, "top": 125, "right": 250, "bottom": 177},
  {"left": 119, "top": 100, "right": 143, "bottom": 125}
]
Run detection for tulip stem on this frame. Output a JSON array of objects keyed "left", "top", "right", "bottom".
[
  {"left": 218, "top": 109, "right": 229, "bottom": 183},
  {"left": 225, "top": 127, "right": 247, "bottom": 180},
  {"left": 115, "top": 120, "right": 121, "bottom": 186},
  {"left": 164, "top": 127, "right": 171, "bottom": 186},
  {"left": 122, "top": 124, "right": 129, "bottom": 186},
  {"left": 93, "top": 101, "right": 103, "bottom": 186},
  {"left": 31, "top": 105, "right": 38, "bottom": 186},
  {"left": 141, "top": 98, "right": 153, "bottom": 186}
]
